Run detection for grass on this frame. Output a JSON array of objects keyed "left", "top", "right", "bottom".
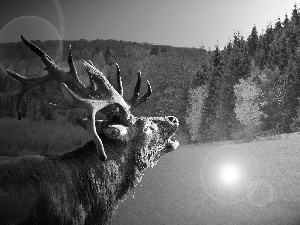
[
  {"left": 112, "top": 136, "right": 300, "bottom": 225},
  {"left": 0, "top": 117, "right": 90, "bottom": 156}
]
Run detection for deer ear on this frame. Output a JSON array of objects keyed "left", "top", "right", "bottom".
[
  {"left": 102, "top": 125, "right": 129, "bottom": 141},
  {"left": 77, "top": 118, "right": 129, "bottom": 141}
]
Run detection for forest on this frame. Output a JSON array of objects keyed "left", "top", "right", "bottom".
[{"left": 2, "top": 5, "right": 300, "bottom": 144}]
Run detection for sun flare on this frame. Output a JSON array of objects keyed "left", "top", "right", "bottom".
[{"left": 219, "top": 164, "right": 240, "bottom": 186}]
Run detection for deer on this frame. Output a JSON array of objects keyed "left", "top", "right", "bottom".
[{"left": 0, "top": 36, "right": 179, "bottom": 225}]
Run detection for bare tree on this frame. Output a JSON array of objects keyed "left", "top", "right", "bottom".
[{"left": 0, "top": 36, "right": 179, "bottom": 224}]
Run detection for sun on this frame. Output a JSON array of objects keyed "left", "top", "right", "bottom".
[{"left": 219, "top": 164, "right": 240, "bottom": 186}]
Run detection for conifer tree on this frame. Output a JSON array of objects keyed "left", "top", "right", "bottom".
[
  {"left": 104, "top": 45, "right": 112, "bottom": 64},
  {"left": 194, "top": 64, "right": 208, "bottom": 86},
  {"left": 283, "top": 14, "right": 289, "bottom": 27},
  {"left": 247, "top": 26, "right": 258, "bottom": 58},
  {"left": 291, "top": 4, "right": 300, "bottom": 25},
  {"left": 274, "top": 17, "right": 282, "bottom": 31},
  {"left": 150, "top": 45, "right": 159, "bottom": 55},
  {"left": 199, "top": 46, "right": 222, "bottom": 141}
]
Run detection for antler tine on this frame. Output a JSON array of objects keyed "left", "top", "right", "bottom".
[
  {"left": 116, "top": 63, "right": 123, "bottom": 96},
  {"left": 2, "top": 69, "right": 54, "bottom": 120},
  {"left": 88, "top": 60, "right": 95, "bottom": 67},
  {"left": 65, "top": 45, "right": 92, "bottom": 97},
  {"left": 136, "top": 80, "right": 152, "bottom": 106},
  {"left": 130, "top": 70, "right": 141, "bottom": 104},
  {"left": 60, "top": 82, "right": 109, "bottom": 160},
  {"left": 21, "top": 36, "right": 89, "bottom": 95},
  {"left": 6, "top": 69, "right": 52, "bottom": 89},
  {"left": 79, "top": 59, "right": 97, "bottom": 94},
  {"left": 0, "top": 36, "right": 92, "bottom": 119},
  {"left": 81, "top": 60, "right": 127, "bottom": 102},
  {"left": 21, "top": 35, "right": 62, "bottom": 80},
  {"left": 83, "top": 61, "right": 130, "bottom": 111},
  {"left": 129, "top": 71, "right": 152, "bottom": 108},
  {"left": 21, "top": 35, "right": 44, "bottom": 58},
  {"left": 87, "top": 74, "right": 97, "bottom": 93},
  {"left": 68, "top": 45, "right": 78, "bottom": 79}
]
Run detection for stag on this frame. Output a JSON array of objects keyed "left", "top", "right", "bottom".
[{"left": 0, "top": 36, "right": 179, "bottom": 224}]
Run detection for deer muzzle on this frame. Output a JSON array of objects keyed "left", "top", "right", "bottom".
[{"left": 164, "top": 116, "right": 179, "bottom": 152}]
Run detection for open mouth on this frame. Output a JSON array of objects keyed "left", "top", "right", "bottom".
[
  {"left": 164, "top": 117, "right": 179, "bottom": 152},
  {"left": 165, "top": 134, "right": 179, "bottom": 152}
]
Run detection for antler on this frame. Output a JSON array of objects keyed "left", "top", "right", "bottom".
[
  {"left": 129, "top": 70, "right": 152, "bottom": 108},
  {"left": 115, "top": 64, "right": 152, "bottom": 109},
  {"left": 0, "top": 36, "right": 152, "bottom": 161},
  {"left": 93, "top": 64, "right": 152, "bottom": 122}
]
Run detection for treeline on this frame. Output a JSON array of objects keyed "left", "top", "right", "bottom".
[{"left": 186, "top": 4, "right": 300, "bottom": 142}]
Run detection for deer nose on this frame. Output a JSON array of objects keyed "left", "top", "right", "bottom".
[{"left": 166, "top": 116, "right": 179, "bottom": 125}]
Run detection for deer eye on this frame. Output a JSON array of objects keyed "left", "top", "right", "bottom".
[
  {"left": 143, "top": 125, "right": 157, "bottom": 134},
  {"left": 143, "top": 127, "right": 152, "bottom": 134}
]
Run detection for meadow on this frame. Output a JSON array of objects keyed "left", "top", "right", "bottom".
[
  {"left": 1, "top": 117, "right": 300, "bottom": 224},
  {"left": 0, "top": 117, "right": 90, "bottom": 156}
]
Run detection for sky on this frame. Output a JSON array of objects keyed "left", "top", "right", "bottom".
[{"left": 0, "top": 0, "right": 299, "bottom": 50}]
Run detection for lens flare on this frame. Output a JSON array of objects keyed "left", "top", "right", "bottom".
[
  {"left": 0, "top": 16, "right": 63, "bottom": 75},
  {"left": 200, "top": 144, "right": 259, "bottom": 205},
  {"left": 219, "top": 163, "right": 240, "bottom": 186},
  {"left": 247, "top": 179, "right": 274, "bottom": 207}
]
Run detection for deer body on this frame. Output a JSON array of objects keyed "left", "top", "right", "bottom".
[
  {"left": 0, "top": 116, "right": 178, "bottom": 224},
  {"left": 0, "top": 141, "right": 120, "bottom": 224},
  {"left": 0, "top": 36, "right": 179, "bottom": 224}
]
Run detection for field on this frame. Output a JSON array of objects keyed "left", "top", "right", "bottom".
[
  {"left": 0, "top": 117, "right": 90, "bottom": 156},
  {"left": 112, "top": 137, "right": 300, "bottom": 225}
]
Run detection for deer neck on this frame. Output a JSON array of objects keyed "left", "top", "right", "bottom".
[{"left": 64, "top": 139, "right": 144, "bottom": 204}]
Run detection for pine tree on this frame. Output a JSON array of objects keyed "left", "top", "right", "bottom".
[
  {"left": 194, "top": 63, "right": 208, "bottom": 86},
  {"left": 291, "top": 4, "right": 300, "bottom": 26},
  {"left": 199, "top": 46, "right": 222, "bottom": 141},
  {"left": 247, "top": 25, "right": 258, "bottom": 58},
  {"left": 283, "top": 14, "right": 289, "bottom": 28},
  {"left": 150, "top": 45, "right": 159, "bottom": 56},
  {"left": 274, "top": 17, "right": 282, "bottom": 31},
  {"left": 104, "top": 46, "right": 112, "bottom": 64},
  {"left": 281, "top": 57, "right": 300, "bottom": 132},
  {"left": 254, "top": 25, "right": 273, "bottom": 68}
]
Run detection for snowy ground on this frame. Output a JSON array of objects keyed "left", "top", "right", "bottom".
[{"left": 112, "top": 136, "right": 300, "bottom": 225}]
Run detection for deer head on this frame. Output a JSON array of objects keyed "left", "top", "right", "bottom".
[{"left": 0, "top": 36, "right": 179, "bottom": 224}]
